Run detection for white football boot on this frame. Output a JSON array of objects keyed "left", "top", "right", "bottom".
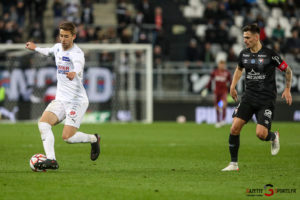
[
  {"left": 221, "top": 162, "right": 239, "bottom": 171},
  {"left": 271, "top": 131, "right": 280, "bottom": 156}
]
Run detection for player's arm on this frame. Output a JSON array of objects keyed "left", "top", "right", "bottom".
[
  {"left": 230, "top": 66, "right": 243, "bottom": 102},
  {"left": 66, "top": 54, "right": 84, "bottom": 81},
  {"left": 201, "top": 70, "right": 214, "bottom": 97},
  {"left": 282, "top": 66, "right": 292, "bottom": 105},
  {"left": 25, "top": 42, "right": 54, "bottom": 56}
]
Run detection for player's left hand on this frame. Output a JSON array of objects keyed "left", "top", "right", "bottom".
[
  {"left": 281, "top": 88, "right": 292, "bottom": 105},
  {"left": 65, "top": 72, "right": 76, "bottom": 81}
]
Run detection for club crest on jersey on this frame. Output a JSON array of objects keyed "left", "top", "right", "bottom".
[
  {"left": 264, "top": 109, "right": 272, "bottom": 119},
  {"left": 251, "top": 59, "right": 256, "bottom": 64},
  {"left": 62, "top": 56, "right": 70, "bottom": 62},
  {"left": 68, "top": 110, "right": 77, "bottom": 118},
  {"left": 258, "top": 58, "right": 264, "bottom": 64}
]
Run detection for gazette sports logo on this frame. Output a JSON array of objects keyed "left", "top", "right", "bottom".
[{"left": 246, "top": 184, "right": 296, "bottom": 197}]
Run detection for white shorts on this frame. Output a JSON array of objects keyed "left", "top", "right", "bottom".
[{"left": 45, "top": 100, "right": 89, "bottom": 128}]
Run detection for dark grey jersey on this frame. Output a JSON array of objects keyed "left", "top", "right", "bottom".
[{"left": 238, "top": 46, "right": 288, "bottom": 106}]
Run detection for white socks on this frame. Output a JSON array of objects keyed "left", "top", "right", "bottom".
[
  {"left": 38, "top": 122, "right": 56, "bottom": 160},
  {"left": 64, "top": 131, "right": 97, "bottom": 143}
]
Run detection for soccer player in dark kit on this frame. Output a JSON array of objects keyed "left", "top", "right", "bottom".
[{"left": 222, "top": 24, "right": 293, "bottom": 171}]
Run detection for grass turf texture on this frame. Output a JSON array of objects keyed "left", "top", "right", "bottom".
[{"left": 0, "top": 122, "right": 299, "bottom": 200}]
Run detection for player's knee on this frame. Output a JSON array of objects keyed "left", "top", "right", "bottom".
[
  {"left": 256, "top": 131, "right": 266, "bottom": 140},
  {"left": 230, "top": 125, "right": 241, "bottom": 135},
  {"left": 38, "top": 122, "right": 51, "bottom": 134}
]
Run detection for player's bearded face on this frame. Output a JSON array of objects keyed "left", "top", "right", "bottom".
[
  {"left": 243, "top": 31, "right": 258, "bottom": 49},
  {"left": 59, "top": 29, "right": 76, "bottom": 50}
]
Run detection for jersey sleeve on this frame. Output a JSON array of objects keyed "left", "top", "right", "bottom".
[
  {"left": 72, "top": 52, "right": 85, "bottom": 75},
  {"left": 237, "top": 51, "right": 244, "bottom": 68},
  {"left": 271, "top": 50, "right": 288, "bottom": 71},
  {"left": 35, "top": 44, "right": 56, "bottom": 56}
]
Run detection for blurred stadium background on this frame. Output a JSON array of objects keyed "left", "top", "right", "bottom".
[{"left": 1, "top": 0, "right": 300, "bottom": 123}]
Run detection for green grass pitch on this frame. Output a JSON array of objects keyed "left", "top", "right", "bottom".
[{"left": 0, "top": 122, "right": 299, "bottom": 200}]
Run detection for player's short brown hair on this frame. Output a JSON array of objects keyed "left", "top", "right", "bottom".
[
  {"left": 242, "top": 24, "right": 260, "bottom": 34},
  {"left": 59, "top": 22, "right": 77, "bottom": 35}
]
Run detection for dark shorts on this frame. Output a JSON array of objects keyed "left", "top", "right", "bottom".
[{"left": 232, "top": 101, "right": 274, "bottom": 130}]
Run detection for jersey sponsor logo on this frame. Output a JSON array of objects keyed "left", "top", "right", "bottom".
[
  {"left": 215, "top": 75, "right": 227, "bottom": 82},
  {"left": 246, "top": 69, "right": 266, "bottom": 80},
  {"left": 251, "top": 59, "right": 256, "bottom": 64},
  {"left": 62, "top": 56, "right": 70, "bottom": 62},
  {"left": 57, "top": 65, "right": 70, "bottom": 74},
  {"left": 243, "top": 59, "right": 248, "bottom": 64},
  {"left": 243, "top": 54, "right": 250, "bottom": 57},
  {"left": 258, "top": 58, "right": 264, "bottom": 64},
  {"left": 272, "top": 56, "right": 281, "bottom": 65},
  {"left": 264, "top": 109, "right": 272, "bottom": 118},
  {"left": 258, "top": 54, "right": 267, "bottom": 58}
]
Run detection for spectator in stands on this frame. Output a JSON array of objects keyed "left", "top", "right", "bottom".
[
  {"left": 116, "top": 0, "right": 132, "bottom": 37},
  {"left": 53, "top": 0, "right": 64, "bottom": 27},
  {"left": 65, "top": 0, "right": 80, "bottom": 24},
  {"left": 81, "top": 0, "right": 94, "bottom": 24},
  {"left": 0, "top": 20, "right": 4, "bottom": 42},
  {"left": 285, "top": 29, "right": 300, "bottom": 58},
  {"left": 291, "top": 20, "right": 300, "bottom": 37},
  {"left": 216, "top": 3, "right": 231, "bottom": 23},
  {"left": 243, "top": 10, "right": 255, "bottom": 27},
  {"left": 153, "top": 45, "right": 163, "bottom": 66},
  {"left": 120, "top": 28, "right": 132, "bottom": 43},
  {"left": 86, "top": 26, "right": 98, "bottom": 42},
  {"left": 76, "top": 23, "right": 88, "bottom": 43},
  {"left": 29, "top": 22, "right": 45, "bottom": 43},
  {"left": 205, "top": 19, "right": 217, "bottom": 43},
  {"left": 154, "top": 6, "right": 163, "bottom": 31},
  {"left": 137, "top": 0, "right": 154, "bottom": 24},
  {"left": 138, "top": 32, "right": 149, "bottom": 44},
  {"left": 155, "top": 29, "right": 170, "bottom": 59},
  {"left": 2, "top": 21, "right": 21, "bottom": 43},
  {"left": 185, "top": 38, "right": 199, "bottom": 64},
  {"left": 272, "top": 24, "right": 285, "bottom": 43},
  {"left": 199, "top": 42, "right": 215, "bottom": 64},
  {"left": 16, "top": 1, "right": 26, "bottom": 28},
  {"left": 273, "top": 41, "right": 284, "bottom": 57},
  {"left": 227, "top": 47, "right": 238, "bottom": 62},
  {"left": 204, "top": 1, "right": 216, "bottom": 22},
  {"left": 216, "top": 21, "right": 230, "bottom": 47},
  {"left": 34, "top": 0, "right": 47, "bottom": 25}
]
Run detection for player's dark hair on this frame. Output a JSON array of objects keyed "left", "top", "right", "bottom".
[
  {"left": 59, "top": 22, "right": 77, "bottom": 35},
  {"left": 242, "top": 24, "right": 260, "bottom": 34}
]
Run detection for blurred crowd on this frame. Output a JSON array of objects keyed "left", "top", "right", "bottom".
[{"left": 1, "top": 0, "right": 300, "bottom": 64}]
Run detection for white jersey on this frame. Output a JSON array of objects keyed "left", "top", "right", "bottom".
[{"left": 35, "top": 43, "right": 88, "bottom": 103}]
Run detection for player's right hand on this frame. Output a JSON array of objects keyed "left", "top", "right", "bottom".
[
  {"left": 230, "top": 88, "right": 238, "bottom": 102},
  {"left": 25, "top": 42, "right": 36, "bottom": 50}
]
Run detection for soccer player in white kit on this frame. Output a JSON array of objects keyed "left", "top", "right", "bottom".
[{"left": 25, "top": 22, "right": 100, "bottom": 170}]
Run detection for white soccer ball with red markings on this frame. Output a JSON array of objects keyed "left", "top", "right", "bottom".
[{"left": 29, "top": 154, "right": 47, "bottom": 172}]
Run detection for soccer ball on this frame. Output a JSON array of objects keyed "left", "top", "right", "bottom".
[{"left": 29, "top": 154, "right": 47, "bottom": 172}]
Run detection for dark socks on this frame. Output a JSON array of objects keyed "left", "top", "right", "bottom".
[
  {"left": 229, "top": 134, "right": 240, "bottom": 162},
  {"left": 265, "top": 131, "right": 276, "bottom": 141}
]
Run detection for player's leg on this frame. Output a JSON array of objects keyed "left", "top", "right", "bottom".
[
  {"left": 63, "top": 102, "right": 101, "bottom": 161},
  {"left": 36, "top": 100, "right": 65, "bottom": 170},
  {"left": 221, "top": 93, "right": 228, "bottom": 124},
  {"left": 214, "top": 93, "right": 221, "bottom": 128},
  {"left": 222, "top": 102, "right": 253, "bottom": 171},
  {"left": 255, "top": 107, "right": 279, "bottom": 155}
]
